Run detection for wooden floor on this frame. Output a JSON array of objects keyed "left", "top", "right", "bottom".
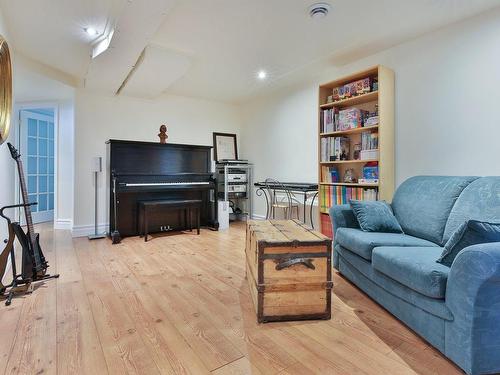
[{"left": 0, "top": 222, "right": 463, "bottom": 375}]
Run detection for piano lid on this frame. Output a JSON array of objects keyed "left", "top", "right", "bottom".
[{"left": 108, "top": 139, "right": 213, "bottom": 176}]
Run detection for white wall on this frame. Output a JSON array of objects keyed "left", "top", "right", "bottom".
[
  {"left": 241, "top": 8, "right": 500, "bottom": 218},
  {"left": 56, "top": 99, "right": 74, "bottom": 228},
  {"left": 239, "top": 84, "right": 322, "bottom": 224},
  {"left": 12, "top": 57, "right": 75, "bottom": 229},
  {"left": 73, "top": 90, "right": 242, "bottom": 236}
]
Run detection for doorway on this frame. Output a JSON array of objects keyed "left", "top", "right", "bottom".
[{"left": 18, "top": 107, "right": 56, "bottom": 224}]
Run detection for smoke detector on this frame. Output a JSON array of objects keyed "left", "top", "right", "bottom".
[{"left": 309, "top": 2, "right": 331, "bottom": 19}]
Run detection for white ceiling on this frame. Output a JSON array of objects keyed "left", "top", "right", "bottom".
[
  {"left": 82, "top": 0, "right": 176, "bottom": 94},
  {"left": 120, "top": 44, "right": 192, "bottom": 99},
  {"left": 1, "top": 0, "right": 500, "bottom": 103}
]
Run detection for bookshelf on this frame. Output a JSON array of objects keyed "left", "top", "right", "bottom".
[
  {"left": 319, "top": 91, "right": 379, "bottom": 109},
  {"left": 320, "top": 159, "right": 379, "bottom": 165},
  {"left": 317, "top": 66, "right": 394, "bottom": 237},
  {"left": 320, "top": 125, "right": 379, "bottom": 137}
]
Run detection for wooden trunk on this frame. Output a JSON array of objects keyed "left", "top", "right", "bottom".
[{"left": 245, "top": 219, "right": 333, "bottom": 323}]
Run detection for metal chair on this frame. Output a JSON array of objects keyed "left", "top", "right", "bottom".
[{"left": 259, "top": 178, "right": 300, "bottom": 220}]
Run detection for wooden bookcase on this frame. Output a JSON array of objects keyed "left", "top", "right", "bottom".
[{"left": 317, "top": 65, "right": 395, "bottom": 237}]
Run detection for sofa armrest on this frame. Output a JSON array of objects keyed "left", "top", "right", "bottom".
[
  {"left": 329, "top": 205, "right": 359, "bottom": 269},
  {"left": 445, "top": 242, "right": 500, "bottom": 375},
  {"left": 328, "top": 204, "right": 359, "bottom": 236}
]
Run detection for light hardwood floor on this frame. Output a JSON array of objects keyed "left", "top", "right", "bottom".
[{"left": 0, "top": 223, "right": 463, "bottom": 375}]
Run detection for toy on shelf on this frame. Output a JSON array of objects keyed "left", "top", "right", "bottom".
[
  {"left": 335, "top": 137, "right": 350, "bottom": 161},
  {"left": 338, "top": 86, "right": 345, "bottom": 100},
  {"left": 353, "top": 143, "right": 362, "bottom": 160},
  {"left": 343, "top": 168, "right": 357, "bottom": 183},
  {"left": 362, "top": 77, "right": 372, "bottom": 93},
  {"left": 332, "top": 87, "right": 340, "bottom": 101},
  {"left": 329, "top": 76, "right": 376, "bottom": 104}
]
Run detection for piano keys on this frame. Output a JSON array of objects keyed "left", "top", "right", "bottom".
[{"left": 107, "top": 139, "right": 219, "bottom": 243}]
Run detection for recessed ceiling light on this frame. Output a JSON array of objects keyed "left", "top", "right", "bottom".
[
  {"left": 257, "top": 70, "right": 267, "bottom": 80},
  {"left": 84, "top": 27, "right": 99, "bottom": 36},
  {"left": 309, "top": 2, "right": 331, "bottom": 19}
]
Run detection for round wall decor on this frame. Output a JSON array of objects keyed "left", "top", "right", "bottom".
[{"left": 0, "top": 34, "right": 12, "bottom": 145}]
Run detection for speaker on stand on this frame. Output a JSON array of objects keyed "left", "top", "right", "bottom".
[{"left": 88, "top": 157, "right": 106, "bottom": 240}]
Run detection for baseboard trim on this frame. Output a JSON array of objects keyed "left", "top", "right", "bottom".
[
  {"left": 71, "top": 223, "right": 109, "bottom": 238},
  {"left": 252, "top": 214, "right": 267, "bottom": 220},
  {"left": 54, "top": 219, "right": 73, "bottom": 230}
]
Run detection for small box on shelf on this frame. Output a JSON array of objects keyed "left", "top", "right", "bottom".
[
  {"left": 338, "top": 108, "right": 368, "bottom": 131},
  {"left": 360, "top": 149, "right": 379, "bottom": 160}
]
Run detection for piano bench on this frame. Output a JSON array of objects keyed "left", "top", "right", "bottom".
[{"left": 138, "top": 199, "right": 202, "bottom": 242}]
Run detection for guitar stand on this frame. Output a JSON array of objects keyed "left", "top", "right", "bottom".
[
  {"left": 2, "top": 274, "right": 59, "bottom": 306},
  {"left": 0, "top": 203, "right": 60, "bottom": 306},
  {"left": 2, "top": 278, "right": 33, "bottom": 306},
  {"left": 0, "top": 241, "right": 33, "bottom": 306}
]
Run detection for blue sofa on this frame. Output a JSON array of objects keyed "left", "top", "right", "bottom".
[{"left": 329, "top": 176, "right": 500, "bottom": 375}]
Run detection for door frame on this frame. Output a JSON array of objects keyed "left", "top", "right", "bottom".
[{"left": 13, "top": 101, "right": 59, "bottom": 226}]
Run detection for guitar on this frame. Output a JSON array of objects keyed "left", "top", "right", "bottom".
[{"left": 7, "top": 142, "right": 48, "bottom": 279}]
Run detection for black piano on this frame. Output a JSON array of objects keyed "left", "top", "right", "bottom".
[{"left": 108, "top": 140, "right": 218, "bottom": 243}]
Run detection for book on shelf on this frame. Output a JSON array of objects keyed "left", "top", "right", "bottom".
[
  {"left": 320, "top": 108, "right": 339, "bottom": 133},
  {"left": 321, "top": 136, "right": 350, "bottom": 162},
  {"left": 362, "top": 161, "right": 379, "bottom": 180},
  {"left": 321, "top": 107, "right": 378, "bottom": 134},
  {"left": 319, "top": 185, "right": 378, "bottom": 213},
  {"left": 321, "top": 166, "right": 339, "bottom": 183},
  {"left": 361, "top": 131, "right": 378, "bottom": 151}
]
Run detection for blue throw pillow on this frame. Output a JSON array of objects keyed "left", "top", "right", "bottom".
[
  {"left": 349, "top": 200, "right": 403, "bottom": 233},
  {"left": 437, "top": 220, "right": 500, "bottom": 267}
]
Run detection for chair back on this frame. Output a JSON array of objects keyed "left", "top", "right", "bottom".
[{"left": 260, "top": 178, "right": 295, "bottom": 219}]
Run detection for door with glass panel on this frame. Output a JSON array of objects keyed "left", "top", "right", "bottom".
[{"left": 19, "top": 109, "right": 55, "bottom": 224}]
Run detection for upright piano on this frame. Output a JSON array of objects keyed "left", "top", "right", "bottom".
[{"left": 108, "top": 140, "right": 218, "bottom": 243}]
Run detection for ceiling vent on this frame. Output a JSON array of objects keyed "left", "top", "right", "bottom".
[{"left": 309, "top": 2, "right": 331, "bottom": 19}]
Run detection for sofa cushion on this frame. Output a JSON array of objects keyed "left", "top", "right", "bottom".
[
  {"left": 372, "top": 246, "right": 450, "bottom": 299},
  {"left": 438, "top": 220, "right": 500, "bottom": 267},
  {"left": 335, "top": 227, "right": 438, "bottom": 261},
  {"left": 391, "top": 176, "right": 478, "bottom": 245},
  {"left": 349, "top": 200, "right": 403, "bottom": 233},
  {"left": 443, "top": 177, "right": 500, "bottom": 243},
  {"left": 336, "top": 245, "right": 453, "bottom": 321},
  {"left": 338, "top": 253, "right": 449, "bottom": 351}
]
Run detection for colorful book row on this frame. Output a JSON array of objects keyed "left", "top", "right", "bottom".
[{"left": 320, "top": 185, "right": 378, "bottom": 213}]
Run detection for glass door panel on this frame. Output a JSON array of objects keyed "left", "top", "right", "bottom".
[{"left": 20, "top": 109, "right": 55, "bottom": 224}]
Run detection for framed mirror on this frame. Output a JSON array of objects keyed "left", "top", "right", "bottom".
[{"left": 0, "top": 34, "right": 12, "bottom": 145}]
